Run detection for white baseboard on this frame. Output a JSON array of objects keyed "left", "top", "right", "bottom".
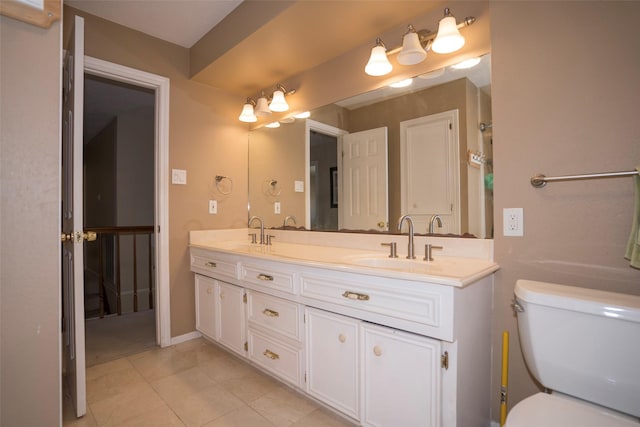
[{"left": 169, "top": 330, "right": 201, "bottom": 346}]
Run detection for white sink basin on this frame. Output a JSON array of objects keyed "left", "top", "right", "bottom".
[{"left": 343, "top": 254, "right": 491, "bottom": 278}]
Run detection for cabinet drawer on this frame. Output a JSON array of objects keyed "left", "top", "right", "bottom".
[
  {"left": 300, "top": 273, "right": 442, "bottom": 328},
  {"left": 241, "top": 262, "right": 296, "bottom": 294},
  {"left": 191, "top": 253, "right": 238, "bottom": 281},
  {"left": 247, "top": 291, "right": 302, "bottom": 341},
  {"left": 248, "top": 329, "right": 302, "bottom": 387}
]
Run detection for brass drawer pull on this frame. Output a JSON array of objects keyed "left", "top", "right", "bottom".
[
  {"left": 263, "top": 349, "right": 280, "bottom": 360},
  {"left": 262, "top": 308, "right": 280, "bottom": 317},
  {"left": 342, "top": 291, "right": 370, "bottom": 301},
  {"left": 257, "top": 273, "right": 274, "bottom": 281},
  {"left": 205, "top": 261, "right": 217, "bottom": 268}
]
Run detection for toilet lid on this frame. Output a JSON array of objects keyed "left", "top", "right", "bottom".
[{"left": 505, "top": 393, "right": 638, "bottom": 427}]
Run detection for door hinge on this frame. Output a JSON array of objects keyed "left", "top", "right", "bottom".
[
  {"left": 449, "top": 123, "right": 452, "bottom": 130},
  {"left": 304, "top": 372, "right": 307, "bottom": 383},
  {"left": 243, "top": 293, "right": 247, "bottom": 304},
  {"left": 244, "top": 341, "right": 248, "bottom": 352},
  {"left": 441, "top": 351, "right": 449, "bottom": 370}
]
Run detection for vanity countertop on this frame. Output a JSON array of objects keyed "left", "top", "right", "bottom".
[{"left": 190, "top": 229, "right": 498, "bottom": 287}]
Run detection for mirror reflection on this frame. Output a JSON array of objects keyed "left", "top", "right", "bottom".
[{"left": 249, "top": 54, "right": 493, "bottom": 238}]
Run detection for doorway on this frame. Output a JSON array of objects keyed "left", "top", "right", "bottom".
[
  {"left": 83, "top": 55, "right": 171, "bottom": 352},
  {"left": 82, "top": 74, "right": 156, "bottom": 366}
]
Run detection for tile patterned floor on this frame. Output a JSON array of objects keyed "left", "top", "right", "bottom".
[{"left": 63, "top": 338, "right": 357, "bottom": 427}]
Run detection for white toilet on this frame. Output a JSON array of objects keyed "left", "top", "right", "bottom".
[{"left": 506, "top": 279, "right": 640, "bottom": 427}]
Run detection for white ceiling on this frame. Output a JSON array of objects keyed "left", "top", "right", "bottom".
[{"left": 66, "top": 0, "right": 244, "bottom": 48}]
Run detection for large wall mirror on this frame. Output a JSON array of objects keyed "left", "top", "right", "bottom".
[{"left": 249, "top": 54, "right": 493, "bottom": 238}]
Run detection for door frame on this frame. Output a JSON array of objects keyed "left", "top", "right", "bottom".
[
  {"left": 84, "top": 56, "right": 171, "bottom": 347},
  {"left": 304, "top": 120, "right": 347, "bottom": 230}
]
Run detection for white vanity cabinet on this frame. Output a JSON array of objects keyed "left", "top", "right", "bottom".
[
  {"left": 194, "top": 275, "right": 247, "bottom": 357},
  {"left": 217, "top": 280, "right": 247, "bottom": 357},
  {"left": 190, "top": 236, "right": 495, "bottom": 427},
  {"left": 305, "top": 308, "right": 360, "bottom": 420},
  {"left": 195, "top": 274, "right": 217, "bottom": 339},
  {"left": 361, "top": 322, "right": 441, "bottom": 427},
  {"left": 246, "top": 290, "right": 304, "bottom": 387}
]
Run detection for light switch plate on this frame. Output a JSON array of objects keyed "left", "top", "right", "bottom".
[
  {"left": 274, "top": 202, "right": 281, "bottom": 214},
  {"left": 294, "top": 181, "right": 304, "bottom": 192},
  {"left": 208, "top": 200, "right": 217, "bottom": 214},
  {"left": 171, "top": 169, "right": 187, "bottom": 185}
]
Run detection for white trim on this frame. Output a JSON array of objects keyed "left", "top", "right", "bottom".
[
  {"left": 170, "top": 331, "right": 202, "bottom": 346},
  {"left": 83, "top": 56, "right": 172, "bottom": 348}
]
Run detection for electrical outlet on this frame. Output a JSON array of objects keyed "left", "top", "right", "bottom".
[
  {"left": 274, "top": 202, "right": 281, "bottom": 214},
  {"left": 503, "top": 208, "right": 524, "bottom": 236},
  {"left": 208, "top": 200, "right": 217, "bottom": 214}
]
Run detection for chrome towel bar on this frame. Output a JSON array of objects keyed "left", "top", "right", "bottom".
[{"left": 531, "top": 170, "right": 639, "bottom": 188}]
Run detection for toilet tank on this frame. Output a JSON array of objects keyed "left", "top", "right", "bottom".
[{"left": 514, "top": 280, "right": 640, "bottom": 418}]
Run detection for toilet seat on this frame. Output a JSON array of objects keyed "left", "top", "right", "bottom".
[{"left": 505, "top": 393, "right": 639, "bottom": 427}]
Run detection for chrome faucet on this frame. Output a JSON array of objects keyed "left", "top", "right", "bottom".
[
  {"left": 283, "top": 215, "right": 297, "bottom": 227},
  {"left": 428, "top": 215, "right": 443, "bottom": 234},
  {"left": 398, "top": 215, "right": 416, "bottom": 259},
  {"left": 248, "top": 215, "right": 265, "bottom": 244}
]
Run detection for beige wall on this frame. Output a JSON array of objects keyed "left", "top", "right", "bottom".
[
  {"left": 63, "top": 7, "right": 250, "bottom": 337},
  {"left": 490, "top": 1, "right": 640, "bottom": 420},
  {"left": 0, "top": 15, "right": 62, "bottom": 425}
]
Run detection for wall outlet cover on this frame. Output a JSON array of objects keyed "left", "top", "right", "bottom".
[
  {"left": 503, "top": 207, "right": 524, "bottom": 236},
  {"left": 208, "top": 200, "right": 217, "bottom": 214}
]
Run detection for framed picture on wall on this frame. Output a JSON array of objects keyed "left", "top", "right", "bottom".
[{"left": 330, "top": 167, "right": 338, "bottom": 208}]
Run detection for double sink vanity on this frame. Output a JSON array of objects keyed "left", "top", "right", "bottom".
[{"left": 189, "top": 227, "right": 498, "bottom": 426}]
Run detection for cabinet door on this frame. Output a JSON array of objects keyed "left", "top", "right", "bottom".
[
  {"left": 195, "top": 274, "right": 217, "bottom": 339},
  {"left": 217, "top": 281, "right": 246, "bottom": 356},
  {"left": 361, "top": 323, "right": 441, "bottom": 427},
  {"left": 306, "top": 308, "right": 360, "bottom": 420}
]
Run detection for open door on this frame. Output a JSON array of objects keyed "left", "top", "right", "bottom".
[
  {"left": 61, "top": 15, "right": 87, "bottom": 418},
  {"left": 340, "top": 127, "right": 389, "bottom": 231}
]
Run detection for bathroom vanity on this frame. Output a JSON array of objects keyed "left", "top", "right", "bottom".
[{"left": 189, "top": 229, "right": 498, "bottom": 427}]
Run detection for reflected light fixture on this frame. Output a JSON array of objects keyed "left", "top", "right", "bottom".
[
  {"left": 265, "top": 121, "right": 280, "bottom": 128},
  {"left": 389, "top": 78, "right": 413, "bottom": 88},
  {"left": 432, "top": 8, "right": 466, "bottom": 54},
  {"left": 255, "top": 93, "right": 271, "bottom": 116},
  {"left": 397, "top": 25, "right": 427, "bottom": 66},
  {"left": 364, "top": 7, "right": 475, "bottom": 77},
  {"left": 365, "top": 38, "right": 393, "bottom": 76},
  {"left": 294, "top": 111, "right": 311, "bottom": 119},
  {"left": 451, "top": 57, "right": 481, "bottom": 69},
  {"left": 238, "top": 98, "right": 257, "bottom": 123}
]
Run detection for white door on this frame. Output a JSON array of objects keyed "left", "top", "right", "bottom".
[
  {"left": 62, "top": 15, "right": 86, "bottom": 418},
  {"left": 400, "top": 110, "right": 460, "bottom": 234},
  {"left": 340, "top": 127, "right": 388, "bottom": 231}
]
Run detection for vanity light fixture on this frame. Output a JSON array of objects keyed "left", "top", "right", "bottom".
[
  {"left": 365, "top": 8, "right": 475, "bottom": 77},
  {"left": 269, "top": 84, "right": 295, "bottom": 112},
  {"left": 365, "top": 38, "right": 393, "bottom": 76},
  {"left": 255, "top": 93, "right": 272, "bottom": 116},
  {"left": 238, "top": 98, "right": 257, "bottom": 123},
  {"left": 239, "top": 84, "right": 297, "bottom": 122},
  {"left": 397, "top": 25, "right": 427, "bottom": 65},
  {"left": 431, "top": 8, "right": 466, "bottom": 54}
]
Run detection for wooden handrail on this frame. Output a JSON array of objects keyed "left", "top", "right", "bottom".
[{"left": 85, "top": 226, "right": 154, "bottom": 318}]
